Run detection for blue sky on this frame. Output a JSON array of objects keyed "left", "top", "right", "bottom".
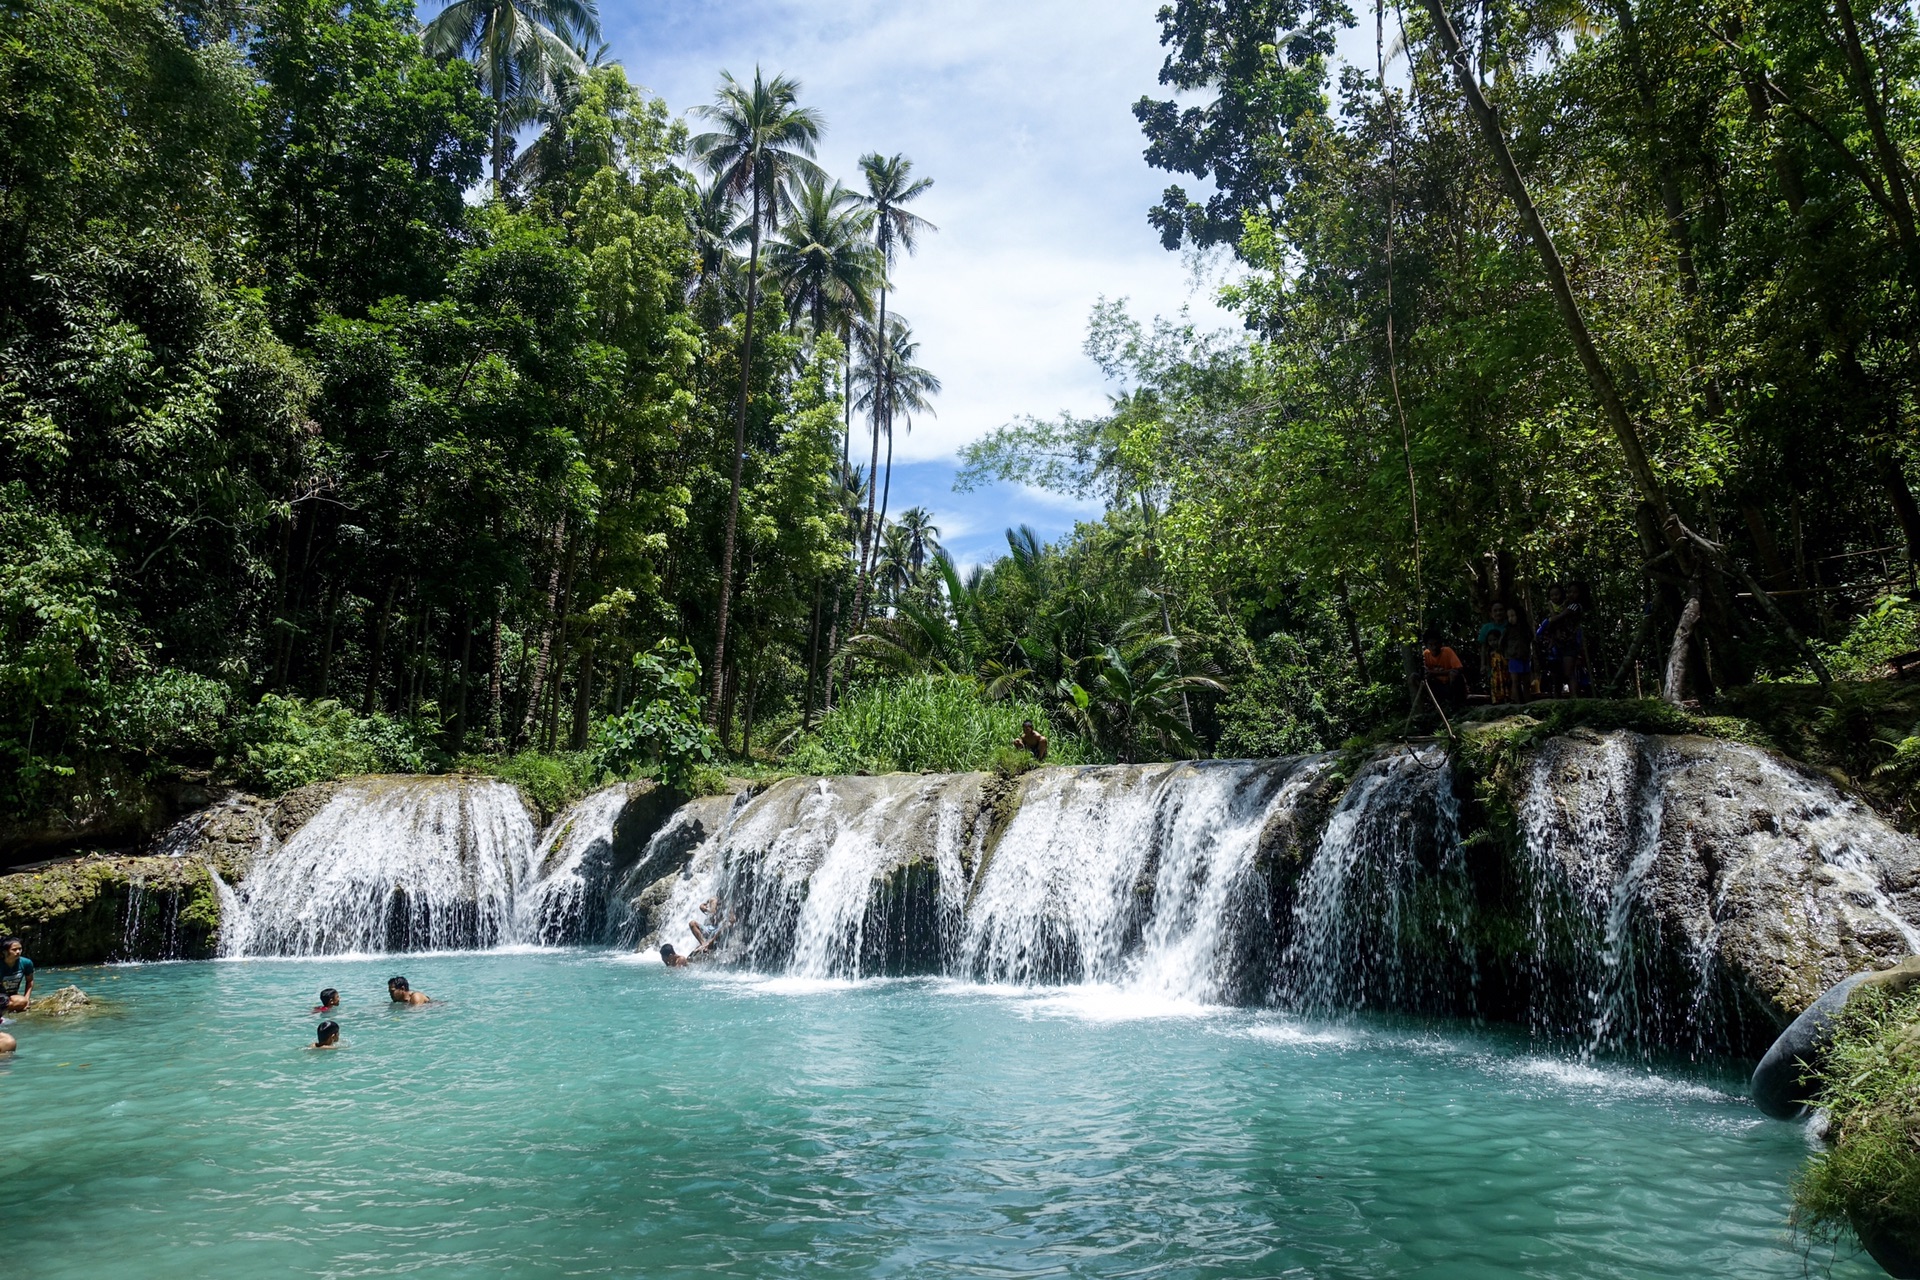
[{"left": 593, "top": 1, "right": 1240, "bottom": 568}]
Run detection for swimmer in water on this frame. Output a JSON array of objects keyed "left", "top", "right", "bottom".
[
  {"left": 312, "top": 1021, "right": 340, "bottom": 1049},
  {"left": 314, "top": 987, "right": 340, "bottom": 1013},
  {"left": 387, "top": 976, "right": 430, "bottom": 1005},
  {"left": 0, "top": 1030, "right": 15, "bottom": 1054},
  {"left": 659, "top": 944, "right": 690, "bottom": 968}
]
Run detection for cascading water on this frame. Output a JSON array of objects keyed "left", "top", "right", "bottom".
[
  {"left": 515, "top": 784, "right": 641, "bottom": 945},
  {"left": 652, "top": 775, "right": 981, "bottom": 977},
  {"left": 218, "top": 777, "right": 659, "bottom": 956},
  {"left": 219, "top": 777, "right": 539, "bottom": 955},
  {"left": 1280, "top": 745, "right": 1472, "bottom": 1015}
]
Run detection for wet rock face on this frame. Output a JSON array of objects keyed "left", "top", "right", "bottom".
[{"left": 1517, "top": 730, "right": 1920, "bottom": 1051}]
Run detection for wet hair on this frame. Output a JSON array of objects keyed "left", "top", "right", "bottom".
[
  {"left": 388, "top": 976, "right": 409, "bottom": 991},
  {"left": 659, "top": 944, "right": 676, "bottom": 961},
  {"left": 318, "top": 988, "right": 338, "bottom": 1007},
  {"left": 316, "top": 1021, "right": 339, "bottom": 1045}
]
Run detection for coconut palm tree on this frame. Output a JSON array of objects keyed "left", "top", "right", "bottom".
[
  {"left": 1059, "top": 640, "right": 1226, "bottom": 763},
  {"left": 766, "top": 176, "right": 877, "bottom": 339},
  {"left": 851, "top": 315, "right": 939, "bottom": 563},
  {"left": 850, "top": 154, "right": 934, "bottom": 624},
  {"left": 894, "top": 507, "right": 941, "bottom": 575},
  {"left": 689, "top": 68, "right": 824, "bottom": 727},
  {"left": 422, "top": 0, "right": 600, "bottom": 189}
]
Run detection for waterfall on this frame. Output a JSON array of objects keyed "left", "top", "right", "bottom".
[
  {"left": 1280, "top": 745, "right": 1472, "bottom": 1015},
  {"left": 650, "top": 775, "right": 982, "bottom": 978},
  {"left": 516, "top": 784, "right": 639, "bottom": 946},
  {"left": 219, "top": 777, "right": 653, "bottom": 956}
]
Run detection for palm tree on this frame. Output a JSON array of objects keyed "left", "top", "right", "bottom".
[
  {"left": 874, "top": 523, "right": 915, "bottom": 605},
  {"left": 851, "top": 315, "right": 939, "bottom": 598},
  {"left": 766, "top": 176, "right": 877, "bottom": 339},
  {"left": 422, "top": 0, "right": 600, "bottom": 189},
  {"left": 850, "top": 153, "right": 934, "bottom": 631},
  {"left": 894, "top": 507, "right": 941, "bottom": 574},
  {"left": 689, "top": 69, "right": 825, "bottom": 728},
  {"left": 1060, "top": 641, "right": 1226, "bottom": 764}
]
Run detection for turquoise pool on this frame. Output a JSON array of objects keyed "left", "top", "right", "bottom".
[{"left": 0, "top": 951, "right": 1874, "bottom": 1277}]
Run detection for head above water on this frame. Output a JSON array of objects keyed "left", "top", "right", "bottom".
[
  {"left": 318, "top": 988, "right": 339, "bottom": 1008},
  {"left": 659, "top": 944, "right": 676, "bottom": 962},
  {"left": 315, "top": 1020, "right": 339, "bottom": 1046},
  {"left": 388, "top": 976, "right": 410, "bottom": 998}
]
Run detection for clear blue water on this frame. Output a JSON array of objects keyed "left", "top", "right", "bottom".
[{"left": 0, "top": 951, "right": 1876, "bottom": 1278}]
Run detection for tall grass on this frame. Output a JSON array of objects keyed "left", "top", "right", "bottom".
[{"left": 788, "top": 675, "right": 1091, "bottom": 775}]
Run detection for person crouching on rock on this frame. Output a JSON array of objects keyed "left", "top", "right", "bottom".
[
  {"left": 659, "top": 944, "right": 690, "bottom": 968},
  {"left": 314, "top": 987, "right": 340, "bottom": 1014},
  {"left": 1012, "top": 720, "right": 1049, "bottom": 762},
  {"left": 1, "top": 937, "right": 33, "bottom": 1013},
  {"left": 387, "top": 976, "right": 430, "bottom": 1005},
  {"left": 312, "top": 1021, "right": 341, "bottom": 1049}
]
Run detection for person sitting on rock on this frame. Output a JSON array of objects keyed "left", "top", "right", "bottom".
[
  {"left": 658, "top": 944, "right": 690, "bottom": 968},
  {"left": 387, "top": 976, "right": 430, "bottom": 1005},
  {"left": 314, "top": 988, "right": 340, "bottom": 1014},
  {"left": 1012, "top": 720, "right": 1050, "bottom": 762},
  {"left": 312, "top": 1021, "right": 341, "bottom": 1050},
  {"left": 1, "top": 938, "right": 33, "bottom": 1013}
]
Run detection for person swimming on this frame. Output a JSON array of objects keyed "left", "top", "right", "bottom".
[
  {"left": 312, "top": 1021, "right": 340, "bottom": 1049},
  {"left": 313, "top": 987, "right": 340, "bottom": 1013},
  {"left": 0, "top": 1030, "right": 15, "bottom": 1054},
  {"left": 387, "top": 976, "right": 430, "bottom": 1005},
  {"left": 659, "top": 944, "right": 690, "bottom": 968}
]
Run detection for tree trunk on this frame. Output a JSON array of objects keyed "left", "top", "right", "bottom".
[
  {"left": 711, "top": 192, "right": 762, "bottom": 731},
  {"left": 1664, "top": 577, "right": 1703, "bottom": 705},
  {"left": 1877, "top": 449, "right": 1920, "bottom": 571},
  {"left": 451, "top": 603, "right": 474, "bottom": 752},
  {"left": 802, "top": 581, "right": 825, "bottom": 729},
  {"left": 570, "top": 637, "right": 596, "bottom": 751},
  {"left": 518, "top": 518, "right": 567, "bottom": 746},
  {"left": 362, "top": 575, "right": 398, "bottom": 715},
  {"left": 488, "top": 600, "right": 503, "bottom": 747},
  {"left": 1338, "top": 575, "right": 1367, "bottom": 682},
  {"left": 845, "top": 279, "right": 891, "bottom": 690}
]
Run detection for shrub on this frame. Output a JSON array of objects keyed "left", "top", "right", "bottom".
[
  {"left": 592, "top": 639, "right": 717, "bottom": 792},
  {"left": 1217, "top": 632, "right": 1397, "bottom": 757},
  {"left": 1818, "top": 593, "right": 1920, "bottom": 681},
  {"left": 1793, "top": 982, "right": 1920, "bottom": 1256},
  {"left": 99, "top": 668, "right": 230, "bottom": 757},
  {"left": 224, "top": 695, "right": 441, "bottom": 794},
  {"left": 463, "top": 751, "right": 602, "bottom": 821},
  {"left": 789, "top": 674, "right": 1089, "bottom": 775}
]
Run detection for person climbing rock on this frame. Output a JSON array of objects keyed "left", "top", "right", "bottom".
[
  {"left": 1, "top": 938, "right": 34, "bottom": 1013},
  {"left": 387, "top": 976, "right": 430, "bottom": 1005},
  {"left": 1012, "top": 720, "right": 1050, "bottom": 762},
  {"left": 689, "top": 898, "right": 733, "bottom": 956}
]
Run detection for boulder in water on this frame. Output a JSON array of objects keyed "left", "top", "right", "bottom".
[
  {"left": 34, "top": 985, "right": 91, "bottom": 1015},
  {"left": 1752, "top": 971, "right": 1874, "bottom": 1119}
]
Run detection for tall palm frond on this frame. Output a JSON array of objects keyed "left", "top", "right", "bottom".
[
  {"left": 422, "top": 0, "right": 599, "bottom": 188},
  {"left": 766, "top": 176, "right": 877, "bottom": 341}
]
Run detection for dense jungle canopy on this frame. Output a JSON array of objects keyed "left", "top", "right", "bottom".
[{"left": 4, "top": 0, "right": 1920, "bottom": 830}]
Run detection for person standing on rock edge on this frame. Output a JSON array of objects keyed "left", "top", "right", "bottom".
[
  {"left": 1012, "top": 720, "right": 1050, "bottom": 762},
  {"left": 1, "top": 937, "right": 33, "bottom": 1013}
]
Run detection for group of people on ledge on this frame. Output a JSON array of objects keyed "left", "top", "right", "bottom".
[
  {"left": 308, "top": 975, "right": 432, "bottom": 1049},
  {"left": 1422, "top": 583, "right": 1595, "bottom": 711}
]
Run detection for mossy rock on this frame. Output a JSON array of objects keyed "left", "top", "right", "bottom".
[{"left": 0, "top": 853, "right": 225, "bottom": 964}]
